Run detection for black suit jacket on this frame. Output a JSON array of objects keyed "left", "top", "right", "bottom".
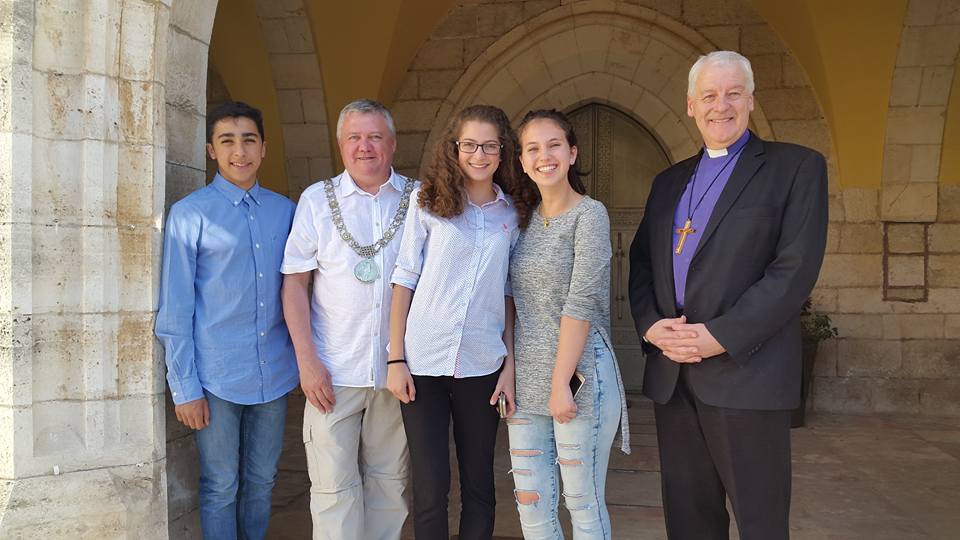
[{"left": 629, "top": 132, "right": 828, "bottom": 410}]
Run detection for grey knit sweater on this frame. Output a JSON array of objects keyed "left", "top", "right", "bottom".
[{"left": 509, "top": 196, "right": 630, "bottom": 450}]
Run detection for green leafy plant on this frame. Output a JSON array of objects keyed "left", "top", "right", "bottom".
[{"left": 800, "top": 298, "right": 838, "bottom": 343}]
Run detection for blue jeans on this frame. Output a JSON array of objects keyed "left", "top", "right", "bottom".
[
  {"left": 195, "top": 391, "right": 288, "bottom": 540},
  {"left": 506, "top": 335, "right": 621, "bottom": 540}
]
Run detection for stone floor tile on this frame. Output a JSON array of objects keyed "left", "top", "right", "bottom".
[
  {"left": 790, "top": 466, "right": 932, "bottom": 539},
  {"left": 627, "top": 421, "right": 658, "bottom": 435},
  {"left": 607, "top": 505, "right": 667, "bottom": 539},
  {"left": 606, "top": 470, "right": 661, "bottom": 507},
  {"left": 930, "top": 441, "right": 960, "bottom": 461},
  {"left": 629, "top": 433, "right": 659, "bottom": 447},
  {"left": 915, "top": 429, "right": 960, "bottom": 443},
  {"left": 266, "top": 493, "right": 311, "bottom": 539},
  {"left": 608, "top": 444, "right": 660, "bottom": 471},
  {"left": 268, "top": 396, "right": 960, "bottom": 540},
  {"left": 272, "top": 469, "right": 310, "bottom": 508}
]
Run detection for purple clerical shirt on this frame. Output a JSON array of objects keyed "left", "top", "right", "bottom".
[{"left": 672, "top": 130, "right": 751, "bottom": 308}]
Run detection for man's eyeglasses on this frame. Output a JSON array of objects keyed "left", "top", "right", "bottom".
[{"left": 455, "top": 141, "right": 502, "bottom": 155}]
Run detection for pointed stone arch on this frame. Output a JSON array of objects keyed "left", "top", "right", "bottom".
[
  {"left": 879, "top": 0, "right": 960, "bottom": 222},
  {"left": 248, "top": 1, "right": 334, "bottom": 199},
  {"left": 391, "top": 0, "right": 834, "bottom": 179},
  {"left": 427, "top": 4, "right": 770, "bottom": 165}
]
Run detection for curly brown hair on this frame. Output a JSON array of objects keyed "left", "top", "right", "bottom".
[
  {"left": 419, "top": 105, "right": 530, "bottom": 224},
  {"left": 512, "top": 109, "right": 589, "bottom": 229}
]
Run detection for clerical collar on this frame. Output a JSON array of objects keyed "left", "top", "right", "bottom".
[{"left": 703, "top": 130, "right": 751, "bottom": 159}]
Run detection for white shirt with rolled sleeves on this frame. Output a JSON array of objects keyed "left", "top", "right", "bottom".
[
  {"left": 281, "top": 170, "right": 415, "bottom": 389},
  {"left": 390, "top": 184, "right": 519, "bottom": 378}
]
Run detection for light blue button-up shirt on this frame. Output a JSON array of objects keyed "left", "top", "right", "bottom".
[{"left": 156, "top": 174, "right": 298, "bottom": 405}]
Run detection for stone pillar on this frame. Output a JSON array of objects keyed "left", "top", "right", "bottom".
[
  {"left": 163, "top": 1, "right": 219, "bottom": 537},
  {"left": 0, "top": 0, "right": 170, "bottom": 536}
]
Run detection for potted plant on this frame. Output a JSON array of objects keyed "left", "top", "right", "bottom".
[{"left": 792, "top": 298, "right": 838, "bottom": 428}]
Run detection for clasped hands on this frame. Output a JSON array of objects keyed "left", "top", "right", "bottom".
[{"left": 644, "top": 315, "right": 725, "bottom": 363}]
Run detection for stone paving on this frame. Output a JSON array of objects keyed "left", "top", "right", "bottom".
[{"left": 267, "top": 391, "right": 960, "bottom": 539}]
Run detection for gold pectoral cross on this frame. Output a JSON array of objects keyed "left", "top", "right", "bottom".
[{"left": 674, "top": 219, "right": 696, "bottom": 255}]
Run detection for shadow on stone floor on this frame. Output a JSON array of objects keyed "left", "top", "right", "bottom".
[{"left": 267, "top": 391, "right": 960, "bottom": 540}]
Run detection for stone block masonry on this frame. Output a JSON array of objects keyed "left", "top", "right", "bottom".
[
  {"left": 252, "top": 0, "right": 332, "bottom": 200},
  {"left": 393, "top": 0, "right": 960, "bottom": 421},
  {"left": 812, "top": 188, "right": 960, "bottom": 418},
  {"left": 2, "top": 1, "right": 959, "bottom": 539},
  {"left": 0, "top": 0, "right": 207, "bottom": 537}
]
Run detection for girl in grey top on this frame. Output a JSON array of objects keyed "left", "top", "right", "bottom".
[{"left": 507, "top": 110, "right": 629, "bottom": 540}]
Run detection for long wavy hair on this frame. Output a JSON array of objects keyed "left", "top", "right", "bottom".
[
  {"left": 419, "top": 105, "right": 527, "bottom": 222},
  {"left": 513, "top": 109, "right": 588, "bottom": 229}
]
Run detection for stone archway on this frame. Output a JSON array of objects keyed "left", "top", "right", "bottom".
[
  {"left": 423, "top": 4, "right": 770, "bottom": 167},
  {"left": 879, "top": 0, "right": 960, "bottom": 223},
  {"left": 250, "top": 0, "right": 333, "bottom": 200},
  {"left": 390, "top": 0, "right": 832, "bottom": 180},
  {"left": 876, "top": 0, "right": 960, "bottom": 303},
  {"left": 390, "top": 0, "right": 842, "bottom": 411},
  {"left": 391, "top": 0, "right": 834, "bottom": 400}
]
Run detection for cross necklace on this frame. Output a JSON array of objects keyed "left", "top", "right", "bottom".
[{"left": 674, "top": 144, "right": 745, "bottom": 255}]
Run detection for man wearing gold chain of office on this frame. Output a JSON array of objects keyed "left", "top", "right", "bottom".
[{"left": 281, "top": 99, "right": 416, "bottom": 540}]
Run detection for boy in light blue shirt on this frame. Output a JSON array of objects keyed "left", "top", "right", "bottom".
[{"left": 156, "top": 101, "right": 297, "bottom": 540}]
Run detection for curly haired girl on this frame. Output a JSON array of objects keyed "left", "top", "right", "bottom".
[{"left": 388, "top": 104, "right": 522, "bottom": 540}]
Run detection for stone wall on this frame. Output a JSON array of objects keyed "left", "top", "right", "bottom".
[
  {"left": 204, "top": 0, "right": 333, "bottom": 200},
  {"left": 810, "top": 0, "right": 960, "bottom": 417},
  {"left": 1, "top": 0, "right": 172, "bottom": 536},
  {"left": 393, "top": 0, "right": 960, "bottom": 417},
  {"left": 253, "top": 0, "right": 332, "bottom": 200},
  {"left": 2, "top": 1, "right": 959, "bottom": 537},
  {"left": 391, "top": 0, "right": 827, "bottom": 181}
]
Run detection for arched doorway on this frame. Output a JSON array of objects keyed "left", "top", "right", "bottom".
[{"left": 567, "top": 103, "right": 671, "bottom": 391}]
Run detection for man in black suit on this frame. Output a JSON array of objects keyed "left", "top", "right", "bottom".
[{"left": 629, "top": 51, "right": 828, "bottom": 540}]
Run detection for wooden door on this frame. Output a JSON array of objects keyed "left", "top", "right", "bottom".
[{"left": 567, "top": 103, "right": 671, "bottom": 391}]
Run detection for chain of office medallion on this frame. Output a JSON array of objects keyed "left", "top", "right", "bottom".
[{"left": 322, "top": 177, "right": 415, "bottom": 259}]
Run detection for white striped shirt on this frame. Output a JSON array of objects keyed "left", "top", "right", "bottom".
[{"left": 391, "top": 185, "right": 519, "bottom": 378}]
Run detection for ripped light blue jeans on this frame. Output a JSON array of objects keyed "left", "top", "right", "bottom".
[{"left": 506, "top": 335, "right": 621, "bottom": 540}]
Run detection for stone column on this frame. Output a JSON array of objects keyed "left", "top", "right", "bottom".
[
  {"left": 0, "top": 0, "right": 170, "bottom": 536},
  {"left": 163, "top": 1, "right": 219, "bottom": 536}
]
